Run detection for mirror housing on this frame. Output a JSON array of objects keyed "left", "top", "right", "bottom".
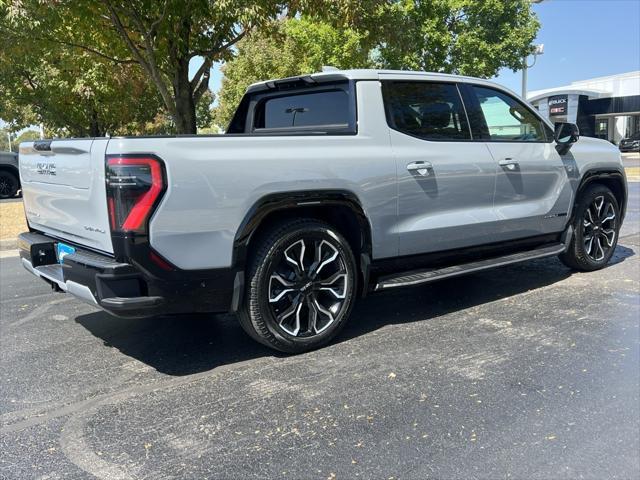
[{"left": 554, "top": 122, "right": 579, "bottom": 155}]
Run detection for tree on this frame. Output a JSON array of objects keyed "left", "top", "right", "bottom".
[
  {"left": 214, "top": 17, "right": 371, "bottom": 128},
  {"left": 214, "top": 0, "right": 539, "bottom": 128},
  {"left": 373, "top": 0, "right": 540, "bottom": 76},
  {"left": 14, "top": 129, "right": 41, "bottom": 145},
  {"left": 1, "top": 6, "right": 168, "bottom": 136},
  {"left": 0, "top": 48, "right": 165, "bottom": 137},
  {"left": 1, "top": 1, "right": 297, "bottom": 134},
  {"left": 0, "top": 127, "right": 14, "bottom": 152}
]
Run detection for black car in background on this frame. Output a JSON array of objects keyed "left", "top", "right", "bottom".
[
  {"left": 619, "top": 131, "right": 640, "bottom": 152},
  {"left": 0, "top": 151, "right": 20, "bottom": 199}
]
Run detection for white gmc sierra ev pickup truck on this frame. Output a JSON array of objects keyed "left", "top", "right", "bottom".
[{"left": 18, "top": 69, "right": 627, "bottom": 353}]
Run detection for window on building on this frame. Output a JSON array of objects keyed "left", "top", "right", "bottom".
[
  {"left": 382, "top": 81, "right": 471, "bottom": 141},
  {"left": 472, "top": 86, "right": 548, "bottom": 142}
]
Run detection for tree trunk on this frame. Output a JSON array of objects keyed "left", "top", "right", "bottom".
[
  {"left": 89, "top": 109, "right": 103, "bottom": 137},
  {"left": 172, "top": 59, "right": 197, "bottom": 134}
]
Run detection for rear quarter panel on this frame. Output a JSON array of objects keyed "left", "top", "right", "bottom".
[{"left": 106, "top": 81, "right": 397, "bottom": 270}]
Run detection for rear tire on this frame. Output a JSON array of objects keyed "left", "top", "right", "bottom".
[
  {"left": 0, "top": 171, "right": 19, "bottom": 199},
  {"left": 559, "top": 184, "right": 620, "bottom": 271},
  {"left": 238, "top": 219, "right": 357, "bottom": 353}
]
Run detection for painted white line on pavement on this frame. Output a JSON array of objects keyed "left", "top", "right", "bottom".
[{"left": 0, "top": 249, "right": 19, "bottom": 259}]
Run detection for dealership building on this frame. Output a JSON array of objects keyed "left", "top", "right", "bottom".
[{"left": 527, "top": 71, "right": 640, "bottom": 144}]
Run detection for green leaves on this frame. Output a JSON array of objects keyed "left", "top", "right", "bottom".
[
  {"left": 214, "top": 1, "right": 539, "bottom": 129},
  {"left": 1, "top": 0, "right": 539, "bottom": 135},
  {"left": 214, "top": 17, "right": 372, "bottom": 128}
]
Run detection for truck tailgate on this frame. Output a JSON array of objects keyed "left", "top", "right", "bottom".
[{"left": 19, "top": 139, "right": 114, "bottom": 254}]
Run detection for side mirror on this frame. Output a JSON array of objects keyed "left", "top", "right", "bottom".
[{"left": 554, "top": 122, "right": 579, "bottom": 155}]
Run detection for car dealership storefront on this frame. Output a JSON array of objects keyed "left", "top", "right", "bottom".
[{"left": 527, "top": 71, "right": 640, "bottom": 145}]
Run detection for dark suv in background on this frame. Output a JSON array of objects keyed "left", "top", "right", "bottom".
[
  {"left": 0, "top": 151, "right": 20, "bottom": 199},
  {"left": 619, "top": 131, "right": 640, "bottom": 152}
]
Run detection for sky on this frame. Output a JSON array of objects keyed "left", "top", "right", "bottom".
[
  {"left": 199, "top": 0, "right": 640, "bottom": 101},
  {"left": 492, "top": 0, "right": 640, "bottom": 94}
]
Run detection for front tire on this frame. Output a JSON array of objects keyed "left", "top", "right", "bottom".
[
  {"left": 238, "top": 219, "right": 357, "bottom": 353},
  {"left": 560, "top": 184, "right": 620, "bottom": 271}
]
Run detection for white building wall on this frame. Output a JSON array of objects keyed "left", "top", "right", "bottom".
[{"left": 570, "top": 71, "right": 640, "bottom": 98}]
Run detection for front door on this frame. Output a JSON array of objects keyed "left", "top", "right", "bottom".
[
  {"left": 467, "top": 84, "right": 573, "bottom": 239},
  {"left": 382, "top": 80, "right": 500, "bottom": 256}
]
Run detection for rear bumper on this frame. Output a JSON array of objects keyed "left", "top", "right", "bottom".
[{"left": 18, "top": 232, "right": 237, "bottom": 318}]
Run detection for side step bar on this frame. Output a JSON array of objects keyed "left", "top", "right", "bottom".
[{"left": 375, "top": 243, "right": 566, "bottom": 291}]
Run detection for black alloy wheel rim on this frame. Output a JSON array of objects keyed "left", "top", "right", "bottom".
[
  {"left": 0, "top": 175, "right": 13, "bottom": 197},
  {"left": 583, "top": 195, "right": 617, "bottom": 262},
  {"left": 267, "top": 236, "right": 349, "bottom": 337}
]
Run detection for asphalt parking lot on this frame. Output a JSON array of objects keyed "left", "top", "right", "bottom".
[{"left": 1, "top": 183, "right": 639, "bottom": 480}]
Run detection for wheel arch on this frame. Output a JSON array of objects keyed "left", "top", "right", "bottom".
[
  {"left": 575, "top": 169, "right": 627, "bottom": 222},
  {"left": 0, "top": 164, "right": 20, "bottom": 181},
  {"left": 232, "top": 190, "right": 373, "bottom": 294}
]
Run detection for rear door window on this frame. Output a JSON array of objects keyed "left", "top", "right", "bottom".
[{"left": 382, "top": 81, "right": 471, "bottom": 141}]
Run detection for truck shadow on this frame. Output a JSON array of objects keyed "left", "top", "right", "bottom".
[{"left": 75, "top": 245, "right": 635, "bottom": 376}]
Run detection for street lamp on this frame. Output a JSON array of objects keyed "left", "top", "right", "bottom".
[
  {"left": 522, "top": 0, "right": 546, "bottom": 100},
  {"left": 522, "top": 43, "right": 544, "bottom": 100}
]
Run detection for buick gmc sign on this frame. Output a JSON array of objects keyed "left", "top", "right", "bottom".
[{"left": 548, "top": 95, "right": 568, "bottom": 116}]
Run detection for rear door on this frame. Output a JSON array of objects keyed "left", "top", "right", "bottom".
[
  {"left": 464, "top": 84, "right": 573, "bottom": 238},
  {"left": 19, "top": 139, "right": 113, "bottom": 253},
  {"left": 382, "top": 80, "right": 500, "bottom": 256}
]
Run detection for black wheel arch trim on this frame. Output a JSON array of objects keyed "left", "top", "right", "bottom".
[
  {"left": 574, "top": 168, "right": 627, "bottom": 222},
  {"left": 232, "top": 189, "right": 373, "bottom": 290}
]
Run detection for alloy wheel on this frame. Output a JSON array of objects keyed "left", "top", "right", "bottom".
[
  {"left": 0, "top": 176, "right": 13, "bottom": 197},
  {"left": 582, "top": 195, "right": 617, "bottom": 262},
  {"left": 267, "top": 237, "right": 349, "bottom": 337}
]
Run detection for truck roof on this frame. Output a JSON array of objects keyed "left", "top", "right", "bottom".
[{"left": 246, "top": 68, "right": 499, "bottom": 93}]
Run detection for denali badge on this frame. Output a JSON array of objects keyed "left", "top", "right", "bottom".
[{"left": 36, "top": 162, "right": 56, "bottom": 176}]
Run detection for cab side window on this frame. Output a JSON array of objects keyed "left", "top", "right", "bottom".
[
  {"left": 471, "top": 86, "right": 551, "bottom": 142},
  {"left": 382, "top": 81, "right": 471, "bottom": 141}
]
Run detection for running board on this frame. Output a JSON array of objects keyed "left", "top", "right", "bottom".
[{"left": 374, "top": 243, "right": 566, "bottom": 291}]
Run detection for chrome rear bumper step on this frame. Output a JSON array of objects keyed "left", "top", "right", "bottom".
[{"left": 375, "top": 243, "right": 566, "bottom": 291}]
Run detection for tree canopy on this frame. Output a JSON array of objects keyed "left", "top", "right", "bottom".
[
  {"left": 214, "top": 17, "right": 371, "bottom": 128},
  {"left": 215, "top": 0, "right": 539, "bottom": 129},
  {"left": 1, "top": 1, "right": 539, "bottom": 135},
  {"left": 0, "top": 42, "right": 164, "bottom": 137}
]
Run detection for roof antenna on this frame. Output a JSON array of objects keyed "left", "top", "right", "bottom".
[{"left": 321, "top": 66, "right": 339, "bottom": 72}]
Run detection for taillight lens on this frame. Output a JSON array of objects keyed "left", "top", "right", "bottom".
[{"left": 106, "top": 156, "right": 165, "bottom": 234}]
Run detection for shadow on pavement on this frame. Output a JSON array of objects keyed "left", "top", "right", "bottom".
[{"left": 75, "top": 246, "right": 635, "bottom": 377}]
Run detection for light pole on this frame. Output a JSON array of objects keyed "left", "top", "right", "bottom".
[
  {"left": 6, "top": 132, "right": 11, "bottom": 152},
  {"left": 522, "top": 0, "right": 546, "bottom": 100},
  {"left": 522, "top": 43, "right": 544, "bottom": 100}
]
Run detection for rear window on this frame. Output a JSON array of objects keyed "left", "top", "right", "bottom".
[{"left": 254, "top": 89, "right": 352, "bottom": 132}]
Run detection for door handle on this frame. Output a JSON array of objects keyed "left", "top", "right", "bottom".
[
  {"left": 499, "top": 158, "right": 519, "bottom": 171},
  {"left": 407, "top": 161, "right": 432, "bottom": 176}
]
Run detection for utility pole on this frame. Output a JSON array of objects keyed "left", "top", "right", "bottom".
[
  {"left": 7, "top": 132, "right": 12, "bottom": 152},
  {"left": 522, "top": 43, "right": 545, "bottom": 100},
  {"left": 523, "top": 0, "right": 546, "bottom": 100}
]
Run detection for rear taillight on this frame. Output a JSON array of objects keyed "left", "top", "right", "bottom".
[{"left": 106, "top": 156, "right": 165, "bottom": 234}]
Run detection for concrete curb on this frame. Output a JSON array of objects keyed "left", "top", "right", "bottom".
[{"left": 0, "top": 238, "right": 18, "bottom": 251}]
